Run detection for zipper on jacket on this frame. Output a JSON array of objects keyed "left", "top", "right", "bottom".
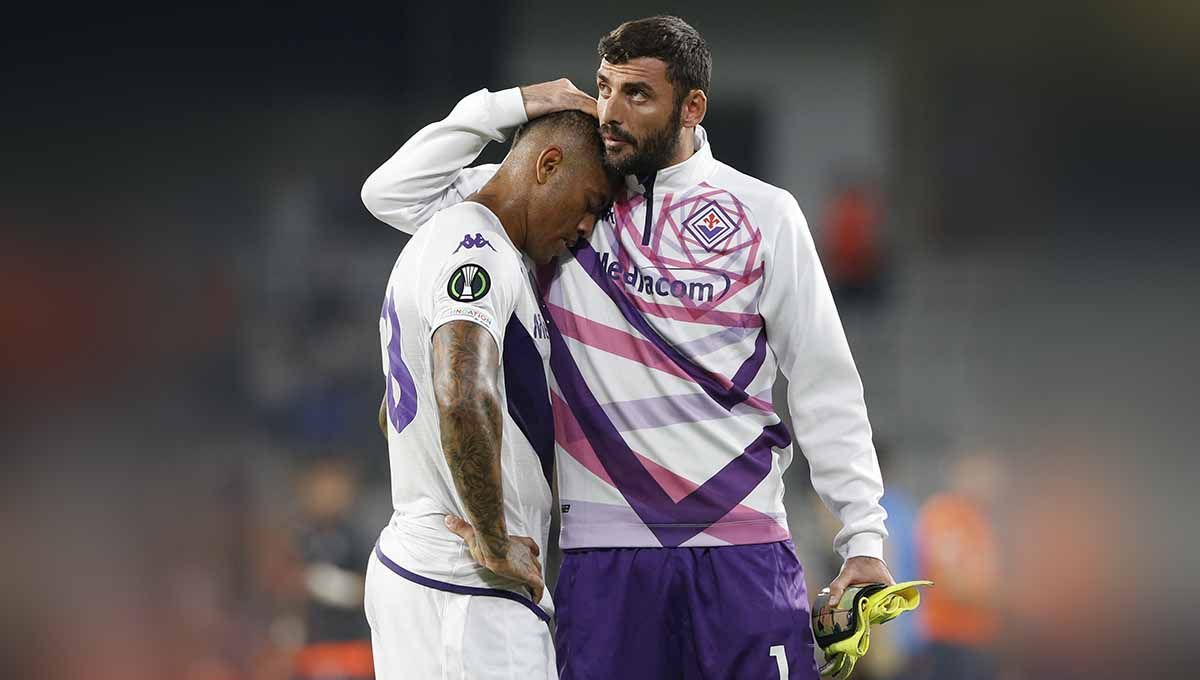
[{"left": 640, "top": 172, "right": 657, "bottom": 246}]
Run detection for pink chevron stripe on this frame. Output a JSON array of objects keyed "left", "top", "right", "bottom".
[
  {"left": 547, "top": 303, "right": 774, "bottom": 412},
  {"left": 552, "top": 391, "right": 615, "bottom": 486},
  {"left": 549, "top": 302, "right": 774, "bottom": 412},
  {"left": 553, "top": 392, "right": 784, "bottom": 538},
  {"left": 636, "top": 452, "right": 694, "bottom": 503},
  {"left": 547, "top": 303, "right": 694, "bottom": 382},
  {"left": 704, "top": 509, "right": 790, "bottom": 544}
]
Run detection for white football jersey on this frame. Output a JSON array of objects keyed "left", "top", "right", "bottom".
[
  {"left": 363, "top": 88, "right": 888, "bottom": 560},
  {"left": 376, "top": 200, "right": 554, "bottom": 611}
]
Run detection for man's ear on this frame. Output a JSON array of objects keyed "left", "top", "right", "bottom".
[
  {"left": 535, "top": 146, "right": 564, "bottom": 184},
  {"left": 680, "top": 89, "right": 708, "bottom": 129}
]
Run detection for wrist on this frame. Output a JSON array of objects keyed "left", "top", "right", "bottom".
[
  {"left": 476, "top": 529, "right": 510, "bottom": 561},
  {"left": 839, "top": 532, "right": 885, "bottom": 561}
]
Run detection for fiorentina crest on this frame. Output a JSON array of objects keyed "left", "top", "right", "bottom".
[{"left": 683, "top": 200, "right": 740, "bottom": 251}]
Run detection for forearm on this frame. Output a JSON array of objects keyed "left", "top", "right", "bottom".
[
  {"left": 432, "top": 322, "right": 508, "bottom": 557},
  {"left": 361, "top": 87, "right": 526, "bottom": 233},
  {"left": 786, "top": 315, "right": 887, "bottom": 558},
  {"left": 438, "top": 391, "right": 507, "bottom": 556}
]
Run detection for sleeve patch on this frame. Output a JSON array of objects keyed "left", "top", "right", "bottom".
[{"left": 446, "top": 264, "right": 492, "bottom": 302}]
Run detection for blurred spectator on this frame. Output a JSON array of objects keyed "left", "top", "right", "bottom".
[
  {"left": 291, "top": 458, "right": 373, "bottom": 680},
  {"left": 1001, "top": 451, "right": 1139, "bottom": 679},
  {"left": 912, "top": 453, "right": 1004, "bottom": 680},
  {"left": 822, "top": 178, "right": 887, "bottom": 307}
]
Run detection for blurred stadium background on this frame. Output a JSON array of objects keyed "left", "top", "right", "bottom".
[{"left": 3, "top": 1, "right": 1197, "bottom": 678}]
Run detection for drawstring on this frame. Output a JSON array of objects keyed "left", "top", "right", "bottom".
[{"left": 639, "top": 172, "right": 657, "bottom": 246}]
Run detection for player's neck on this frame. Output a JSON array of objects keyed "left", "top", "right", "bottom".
[
  {"left": 469, "top": 187, "right": 528, "bottom": 253},
  {"left": 661, "top": 126, "right": 697, "bottom": 170}
]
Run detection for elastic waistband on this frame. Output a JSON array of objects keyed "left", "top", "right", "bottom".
[{"left": 373, "top": 542, "right": 549, "bottom": 623}]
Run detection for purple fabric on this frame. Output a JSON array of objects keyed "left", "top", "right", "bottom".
[
  {"left": 548, "top": 318, "right": 790, "bottom": 547},
  {"left": 554, "top": 541, "right": 819, "bottom": 679},
  {"left": 372, "top": 543, "right": 550, "bottom": 623},
  {"left": 502, "top": 314, "right": 554, "bottom": 486},
  {"left": 382, "top": 293, "right": 418, "bottom": 434}
]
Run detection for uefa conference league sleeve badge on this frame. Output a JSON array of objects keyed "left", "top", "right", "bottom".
[{"left": 447, "top": 264, "right": 491, "bottom": 303}]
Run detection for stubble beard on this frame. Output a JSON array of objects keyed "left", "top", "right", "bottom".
[{"left": 603, "top": 103, "right": 684, "bottom": 178}]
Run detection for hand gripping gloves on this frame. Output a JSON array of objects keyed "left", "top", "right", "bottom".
[{"left": 811, "top": 581, "right": 933, "bottom": 679}]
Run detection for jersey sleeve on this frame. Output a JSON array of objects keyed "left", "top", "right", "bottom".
[
  {"left": 423, "top": 223, "right": 524, "bottom": 352},
  {"left": 361, "top": 87, "right": 527, "bottom": 234},
  {"left": 759, "top": 191, "right": 889, "bottom": 561}
]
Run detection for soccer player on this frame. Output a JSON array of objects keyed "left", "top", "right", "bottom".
[
  {"left": 366, "top": 106, "right": 612, "bottom": 680},
  {"left": 362, "top": 16, "right": 894, "bottom": 679}
]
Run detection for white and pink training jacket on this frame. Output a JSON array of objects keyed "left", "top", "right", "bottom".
[{"left": 362, "top": 88, "right": 888, "bottom": 559}]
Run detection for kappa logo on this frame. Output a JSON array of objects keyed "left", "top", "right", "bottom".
[
  {"left": 453, "top": 233, "right": 497, "bottom": 254},
  {"left": 683, "top": 200, "right": 740, "bottom": 251},
  {"left": 447, "top": 264, "right": 491, "bottom": 302}
]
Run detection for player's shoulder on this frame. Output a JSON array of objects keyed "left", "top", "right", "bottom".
[
  {"left": 419, "top": 201, "right": 518, "bottom": 255},
  {"left": 707, "top": 160, "right": 805, "bottom": 233},
  {"left": 709, "top": 160, "right": 798, "bottom": 208}
]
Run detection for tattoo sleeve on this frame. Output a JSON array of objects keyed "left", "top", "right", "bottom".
[{"left": 430, "top": 320, "right": 507, "bottom": 557}]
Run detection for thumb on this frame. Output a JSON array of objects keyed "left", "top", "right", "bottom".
[{"left": 444, "top": 514, "right": 474, "bottom": 541}]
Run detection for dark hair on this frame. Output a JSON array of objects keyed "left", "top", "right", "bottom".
[
  {"left": 512, "top": 109, "right": 605, "bottom": 165},
  {"left": 597, "top": 15, "right": 711, "bottom": 104}
]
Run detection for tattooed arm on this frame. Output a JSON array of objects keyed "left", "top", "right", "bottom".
[{"left": 430, "top": 320, "right": 544, "bottom": 601}]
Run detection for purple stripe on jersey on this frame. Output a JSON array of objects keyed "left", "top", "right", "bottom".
[
  {"left": 574, "top": 242, "right": 770, "bottom": 411},
  {"left": 373, "top": 543, "right": 550, "bottom": 623},
  {"left": 731, "top": 326, "right": 770, "bottom": 392},
  {"left": 382, "top": 293, "right": 418, "bottom": 434},
  {"left": 672, "top": 324, "right": 759, "bottom": 358},
  {"left": 600, "top": 393, "right": 734, "bottom": 432},
  {"left": 502, "top": 314, "right": 554, "bottom": 487},
  {"left": 548, "top": 319, "right": 791, "bottom": 547},
  {"left": 600, "top": 388, "right": 774, "bottom": 432}
]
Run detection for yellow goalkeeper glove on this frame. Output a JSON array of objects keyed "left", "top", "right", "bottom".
[{"left": 811, "top": 580, "right": 933, "bottom": 679}]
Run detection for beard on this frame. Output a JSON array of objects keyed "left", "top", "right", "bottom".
[{"left": 601, "top": 100, "right": 684, "bottom": 177}]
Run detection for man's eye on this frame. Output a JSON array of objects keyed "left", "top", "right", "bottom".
[{"left": 630, "top": 91, "right": 647, "bottom": 102}]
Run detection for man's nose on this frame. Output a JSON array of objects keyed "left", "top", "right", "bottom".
[{"left": 599, "top": 96, "right": 623, "bottom": 126}]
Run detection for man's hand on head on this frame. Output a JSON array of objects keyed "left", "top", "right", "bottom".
[
  {"left": 822, "top": 556, "right": 895, "bottom": 611},
  {"left": 520, "top": 78, "right": 597, "bottom": 120}
]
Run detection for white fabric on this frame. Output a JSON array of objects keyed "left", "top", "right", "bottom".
[
  {"left": 363, "top": 87, "right": 887, "bottom": 560},
  {"left": 365, "top": 551, "right": 555, "bottom": 680},
  {"left": 376, "top": 199, "right": 555, "bottom": 602}
]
